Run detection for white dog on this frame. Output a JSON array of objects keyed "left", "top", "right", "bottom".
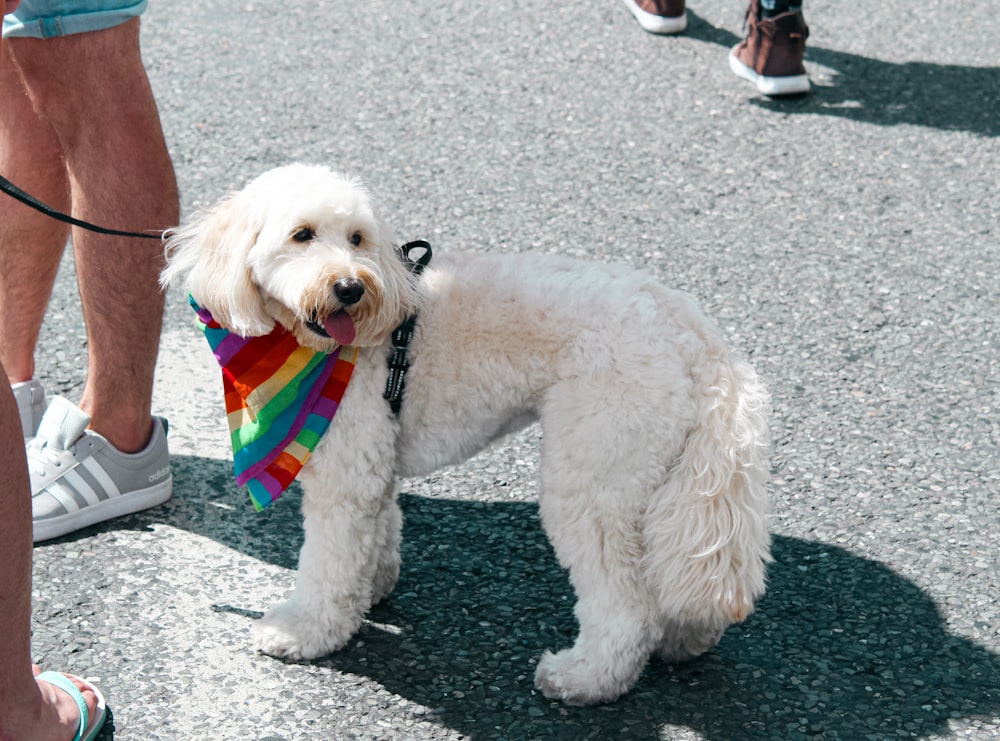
[{"left": 161, "top": 163, "right": 771, "bottom": 706}]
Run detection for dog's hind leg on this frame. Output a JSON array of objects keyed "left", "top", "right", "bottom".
[
  {"left": 532, "top": 481, "right": 660, "bottom": 705},
  {"left": 531, "top": 392, "right": 669, "bottom": 705}
]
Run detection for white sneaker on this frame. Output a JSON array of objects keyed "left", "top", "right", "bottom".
[
  {"left": 29, "top": 396, "right": 173, "bottom": 542},
  {"left": 12, "top": 379, "right": 47, "bottom": 438}
]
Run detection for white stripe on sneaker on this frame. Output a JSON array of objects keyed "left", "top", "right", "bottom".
[
  {"left": 82, "top": 456, "right": 121, "bottom": 499},
  {"left": 64, "top": 468, "right": 101, "bottom": 506},
  {"left": 44, "top": 482, "right": 82, "bottom": 514}
]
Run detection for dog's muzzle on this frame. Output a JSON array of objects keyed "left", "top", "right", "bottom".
[{"left": 306, "top": 279, "right": 364, "bottom": 342}]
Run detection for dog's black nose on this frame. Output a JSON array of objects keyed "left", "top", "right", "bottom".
[{"left": 333, "top": 278, "right": 365, "bottom": 305}]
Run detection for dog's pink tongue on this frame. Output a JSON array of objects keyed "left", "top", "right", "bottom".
[{"left": 323, "top": 311, "right": 356, "bottom": 345}]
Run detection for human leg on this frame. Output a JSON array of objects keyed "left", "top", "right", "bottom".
[
  {"left": 0, "top": 362, "right": 101, "bottom": 741},
  {"left": 6, "top": 17, "right": 178, "bottom": 452},
  {"left": 0, "top": 42, "right": 71, "bottom": 388},
  {"left": 3, "top": 14, "right": 176, "bottom": 540},
  {"left": 1, "top": 7, "right": 111, "bottom": 737}
]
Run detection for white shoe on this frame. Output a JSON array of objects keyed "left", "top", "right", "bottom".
[{"left": 29, "top": 396, "right": 173, "bottom": 542}]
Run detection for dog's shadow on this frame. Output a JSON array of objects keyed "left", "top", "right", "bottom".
[
  {"left": 683, "top": 11, "right": 999, "bottom": 137},
  {"left": 108, "top": 455, "right": 1000, "bottom": 739}
]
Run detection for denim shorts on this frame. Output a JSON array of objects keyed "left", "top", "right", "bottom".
[{"left": 3, "top": 0, "right": 147, "bottom": 39}]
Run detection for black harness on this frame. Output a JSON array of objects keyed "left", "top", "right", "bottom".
[{"left": 384, "top": 240, "right": 432, "bottom": 415}]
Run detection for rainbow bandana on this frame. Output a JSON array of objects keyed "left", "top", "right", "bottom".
[{"left": 191, "top": 296, "right": 358, "bottom": 511}]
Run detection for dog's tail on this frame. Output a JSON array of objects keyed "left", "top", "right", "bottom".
[{"left": 641, "top": 340, "right": 771, "bottom": 631}]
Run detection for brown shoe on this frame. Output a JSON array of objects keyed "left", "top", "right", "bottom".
[
  {"left": 623, "top": 0, "right": 686, "bottom": 34},
  {"left": 729, "top": 0, "right": 810, "bottom": 95}
]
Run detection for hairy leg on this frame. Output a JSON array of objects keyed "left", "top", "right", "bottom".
[
  {"left": 0, "top": 44, "right": 70, "bottom": 384},
  {"left": 6, "top": 18, "right": 178, "bottom": 451},
  {"left": 0, "top": 364, "right": 97, "bottom": 741}
]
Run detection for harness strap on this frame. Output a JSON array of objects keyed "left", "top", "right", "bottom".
[{"left": 384, "top": 240, "right": 432, "bottom": 415}]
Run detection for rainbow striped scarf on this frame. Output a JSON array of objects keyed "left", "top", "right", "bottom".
[{"left": 191, "top": 296, "right": 358, "bottom": 511}]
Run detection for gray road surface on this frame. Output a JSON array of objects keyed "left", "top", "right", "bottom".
[{"left": 27, "top": 0, "right": 999, "bottom": 738}]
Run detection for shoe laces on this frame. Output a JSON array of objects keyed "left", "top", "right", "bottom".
[{"left": 26, "top": 435, "right": 92, "bottom": 480}]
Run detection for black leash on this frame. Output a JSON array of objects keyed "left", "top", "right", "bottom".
[
  {"left": 0, "top": 173, "right": 164, "bottom": 240},
  {"left": 384, "top": 240, "right": 432, "bottom": 415}
]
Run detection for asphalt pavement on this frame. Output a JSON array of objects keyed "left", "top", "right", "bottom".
[{"left": 28, "top": 0, "right": 999, "bottom": 739}]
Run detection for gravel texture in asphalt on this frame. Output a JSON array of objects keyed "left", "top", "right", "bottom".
[{"left": 26, "top": 0, "right": 999, "bottom": 738}]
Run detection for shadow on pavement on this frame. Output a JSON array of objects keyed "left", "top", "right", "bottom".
[
  {"left": 106, "top": 456, "right": 1000, "bottom": 739},
  {"left": 685, "top": 11, "right": 999, "bottom": 137}
]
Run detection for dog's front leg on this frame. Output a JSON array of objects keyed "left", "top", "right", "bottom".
[
  {"left": 252, "top": 476, "right": 399, "bottom": 662},
  {"left": 250, "top": 352, "right": 402, "bottom": 661}
]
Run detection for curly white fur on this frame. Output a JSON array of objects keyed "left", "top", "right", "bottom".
[{"left": 162, "top": 164, "right": 771, "bottom": 706}]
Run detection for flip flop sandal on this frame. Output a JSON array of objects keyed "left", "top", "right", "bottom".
[{"left": 35, "top": 671, "right": 108, "bottom": 741}]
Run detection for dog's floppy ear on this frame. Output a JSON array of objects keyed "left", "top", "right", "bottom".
[{"left": 161, "top": 194, "right": 274, "bottom": 337}]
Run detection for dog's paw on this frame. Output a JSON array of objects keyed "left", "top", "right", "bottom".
[
  {"left": 534, "top": 648, "right": 632, "bottom": 706},
  {"left": 252, "top": 600, "right": 361, "bottom": 661}
]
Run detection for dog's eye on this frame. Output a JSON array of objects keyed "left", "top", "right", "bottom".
[
  {"left": 350, "top": 232, "right": 363, "bottom": 247},
  {"left": 292, "top": 227, "right": 315, "bottom": 243}
]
